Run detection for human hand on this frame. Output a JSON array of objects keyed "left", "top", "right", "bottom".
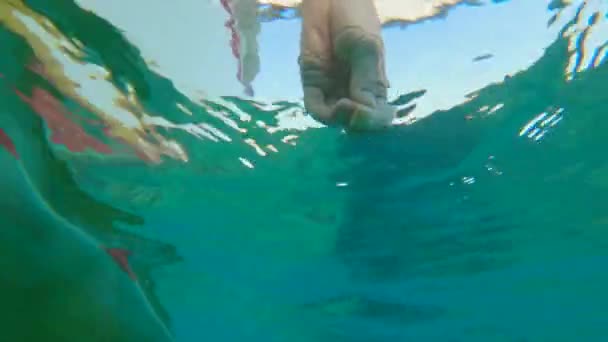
[{"left": 299, "top": 0, "right": 396, "bottom": 131}]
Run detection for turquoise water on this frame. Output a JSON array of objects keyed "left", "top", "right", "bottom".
[{"left": 1, "top": 0, "right": 608, "bottom": 341}]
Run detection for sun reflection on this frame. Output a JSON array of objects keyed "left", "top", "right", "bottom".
[
  {"left": 519, "top": 107, "right": 565, "bottom": 142},
  {"left": 558, "top": 0, "right": 608, "bottom": 80}
]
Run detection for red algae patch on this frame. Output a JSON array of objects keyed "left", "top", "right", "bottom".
[
  {"left": 15, "top": 87, "right": 113, "bottom": 155},
  {"left": 0, "top": 128, "right": 19, "bottom": 158},
  {"left": 104, "top": 247, "right": 137, "bottom": 281}
]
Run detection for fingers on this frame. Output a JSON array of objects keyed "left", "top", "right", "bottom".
[
  {"left": 328, "top": 0, "right": 394, "bottom": 131},
  {"left": 349, "top": 42, "right": 385, "bottom": 107},
  {"left": 299, "top": 44, "right": 351, "bottom": 126},
  {"left": 333, "top": 27, "right": 388, "bottom": 107},
  {"left": 303, "top": 87, "right": 361, "bottom": 127},
  {"left": 331, "top": 98, "right": 358, "bottom": 126},
  {"left": 302, "top": 86, "right": 334, "bottom": 125},
  {"left": 330, "top": 0, "right": 388, "bottom": 107},
  {"left": 300, "top": 0, "right": 332, "bottom": 69},
  {"left": 299, "top": 57, "right": 332, "bottom": 89},
  {"left": 299, "top": 0, "right": 394, "bottom": 130},
  {"left": 299, "top": 0, "right": 336, "bottom": 125},
  {"left": 319, "top": 29, "right": 394, "bottom": 131},
  {"left": 347, "top": 102, "right": 396, "bottom": 132},
  {"left": 299, "top": 53, "right": 336, "bottom": 124}
]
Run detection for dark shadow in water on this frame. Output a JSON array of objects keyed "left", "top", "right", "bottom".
[
  {"left": 304, "top": 294, "right": 445, "bottom": 342},
  {"left": 0, "top": 13, "right": 181, "bottom": 333},
  {"left": 303, "top": 294, "right": 443, "bottom": 322},
  {"left": 330, "top": 4, "right": 608, "bottom": 337}
]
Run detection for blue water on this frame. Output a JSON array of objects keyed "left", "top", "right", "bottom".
[{"left": 1, "top": 0, "right": 607, "bottom": 341}]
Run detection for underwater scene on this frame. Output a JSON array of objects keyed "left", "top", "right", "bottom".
[{"left": 0, "top": 0, "right": 607, "bottom": 341}]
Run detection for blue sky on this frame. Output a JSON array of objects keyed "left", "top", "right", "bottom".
[{"left": 75, "top": 0, "right": 606, "bottom": 119}]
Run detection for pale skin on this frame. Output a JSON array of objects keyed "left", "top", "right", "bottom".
[{"left": 299, "top": 0, "right": 396, "bottom": 131}]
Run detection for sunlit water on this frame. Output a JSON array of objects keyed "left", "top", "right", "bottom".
[{"left": 1, "top": 0, "right": 607, "bottom": 341}]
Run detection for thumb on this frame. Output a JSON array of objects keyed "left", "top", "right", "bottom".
[
  {"left": 349, "top": 37, "right": 388, "bottom": 107},
  {"left": 333, "top": 27, "right": 388, "bottom": 107},
  {"left": 347, "top": 102, "right": 396, "bottom": 132}
]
